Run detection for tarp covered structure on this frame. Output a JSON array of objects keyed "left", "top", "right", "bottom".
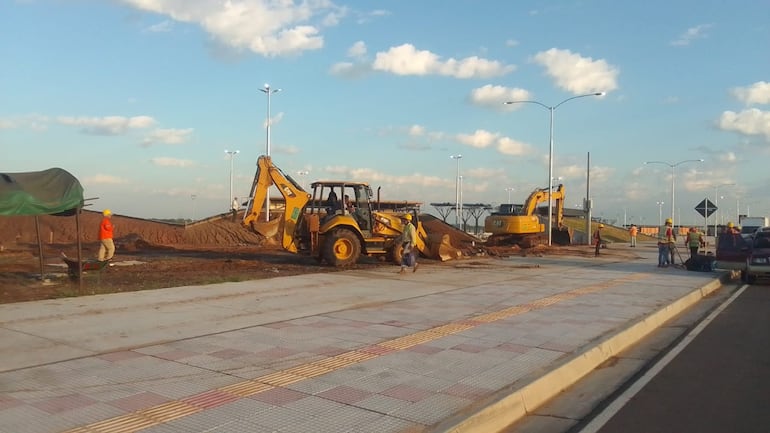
[
  {"left": 0, "top": 168, "right": 84, "bottom": 216},
  {"left": 1, "top": 167, "right": 87, "bottom": 290}
]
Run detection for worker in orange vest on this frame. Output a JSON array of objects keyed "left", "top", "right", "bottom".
[{"left": 629, "top": 224, "right": 638, "bottom": 247}]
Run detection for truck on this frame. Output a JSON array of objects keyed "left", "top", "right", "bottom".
[
  {"left": 241, "top": 155, "right": 461, "bottom": 266},
  {"left": 483, "top": 184, "right": 573, "bottom": 247},
  {"left": 738, "top": 216, "right": 769, "bottom": 234}
]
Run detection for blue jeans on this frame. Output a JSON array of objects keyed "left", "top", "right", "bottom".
[{"left": 658, "top": 243, "right": 670, "bottom": 266}]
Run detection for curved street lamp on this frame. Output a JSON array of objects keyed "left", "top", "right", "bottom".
[
  {"left": 644, "top": 159, "right": 704, "bottom": 226},
  {"left": 505, "top": 92, "right": 605, "bottom": 245},
  {"left": 259, "top": 83, "right": 281, "bottom": 222}
]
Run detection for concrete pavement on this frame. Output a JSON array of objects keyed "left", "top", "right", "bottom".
[{"left": 0, "top": 243, "right": 729, "bottom": 433}]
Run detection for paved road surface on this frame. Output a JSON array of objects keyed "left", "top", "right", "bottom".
[{"left": 582, "top": 283, "right": 770, "bottom": 433}]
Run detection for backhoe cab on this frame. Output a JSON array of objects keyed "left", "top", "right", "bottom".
[
  {"left": 484, "top": 184, "right": 572, "bottom": 247},
  {"left": 242, "top": 156, "right": 461, "bottom": 266}
]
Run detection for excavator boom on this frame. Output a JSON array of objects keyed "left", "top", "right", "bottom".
[{"left": 242, "top": 156, "right": 310, "bottom": 252}]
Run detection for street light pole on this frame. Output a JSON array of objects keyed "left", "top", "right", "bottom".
[
  {"left": 505, "top": 92, "right": 604, "bottom": 245},
  {"left": 713, "top": 183, "right": 735, "bottom": 235},
  {"left": 505, "top": 187, "right": 515, "bottom": 204},
  {"left": 450, "top": 154, "right": 463, "bottom": 227},
  {"left": 225, "top": 150, "right": 239, "bottom": 207},
  {"left": 656, "top": 201, "right": 665, "bottom": 225},
  {"left": 259, "top": 83, "right": 281, "bottom": 222},
  {"left": 644, "top": 159, "right": 704, "bottom": 227}
]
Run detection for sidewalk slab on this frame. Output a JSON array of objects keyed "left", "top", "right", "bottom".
[{"left": 0, "top": 245, "right": 728, "bottom": 433}]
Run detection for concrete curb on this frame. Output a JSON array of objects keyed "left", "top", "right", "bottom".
[{"left": 433, "top": 272, "right": 733, "bottom": 433}]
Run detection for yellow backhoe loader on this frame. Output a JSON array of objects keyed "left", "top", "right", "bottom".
[
  {"left": 241, "top": 156, "right": 461, "bottom": 266},
  {"left": 484, "top": 184, "right": 573, "bottom": 247}
]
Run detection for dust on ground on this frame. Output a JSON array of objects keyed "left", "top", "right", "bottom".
[{"left": 0, "top": 211, "right": 642, "bottom": 304}]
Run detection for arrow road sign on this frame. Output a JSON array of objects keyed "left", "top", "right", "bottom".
[{"left": 695, "top": 198, "right": 717, "bottom": 218}]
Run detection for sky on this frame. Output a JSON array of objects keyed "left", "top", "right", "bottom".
[{"left": 2, "top": 0, "right": 769, "bottom": 228}]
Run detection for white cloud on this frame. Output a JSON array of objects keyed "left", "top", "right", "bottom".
[
  {"left": 505, "top": 39, "right": 519, "bottom": 47},
  {"left": 58, "top": 115, "right": 156, "bottom": 135},
  {"left": 408, "top": 125, "right": 425, "bottom": 136},
  {"left": 150, "top": 157, "right": 196, "bottom": 167},
  {"left": 121, "top": 0, "right": 346, "bottom": 57},
  {"left": 532, "top": 48, "right": 618, "bottom": 94},
  {"left": 719, "top": 151, "right": 738, "bottom": 162},
  {"left": 496, "top": 136, "right": 533, "bottom": 156},
  {"left": 142, "top": 128, "right": 193, "bottom": 146},
  {"left": 670, "top": 24, "right": 712, "bottom": 46},
  {"left": 731, "top": 81, "right": 770, "bottom": 105},
  {"left": 718, "top": 108, "right": 770, "bottom": 141},
  {"left": 456, "top": 129, "right": 498, "bottom": 148},
  {"left": 347, "top": 40, "right": 366, "bottom": 58},
  {"left": 372, "top": 44, "right": 515, "bottom": 78},
  {"left": 83, "top": 174, "right": 128, "bottom": 185},
  {"left": 469, "top": 85, "right": 531, "bottom": 110},
  {"left": 263, "top": 112, "right": 284, "bottom": 128},
  {"left": 144, "top": 20, "right": 173, "bottom": 33}
]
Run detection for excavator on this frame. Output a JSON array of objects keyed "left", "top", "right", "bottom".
[
  {"left": 484, "top": 184, "right": 573, "bottom": 247},
  {"left": 241, "top": 155, "right": 461, "bottom": 266}
]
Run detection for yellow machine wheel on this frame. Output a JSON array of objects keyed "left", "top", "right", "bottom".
[{"left": 322, "top": 228, "right": 361, "bottom": 266}]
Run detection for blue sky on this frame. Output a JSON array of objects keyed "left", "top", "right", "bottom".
[{"left": 2, "top": 0, "right": 769, "bottom": 227}]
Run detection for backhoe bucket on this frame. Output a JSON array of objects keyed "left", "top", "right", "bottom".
[
  {"left": 424, "top": 233, "right": 463, "bottom": 262},
  {"left": 250, "top": 218, "right": 281, "bottom": 245}
]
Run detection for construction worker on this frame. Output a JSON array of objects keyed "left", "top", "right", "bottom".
[
  {"left": 685, "top": 227, "right": 705, "bottom": 259},
  {"left": 98, "top": 209, "right": 115, "bottom": 262},
  {"left": 664, "top": 218, "right": 677, "bottom": 265},
  {"left": 657, "top": 218, "right": 673, "bottom": 267},
  {"left": 399, "top": 214, "right": 419, "bottom": 273},
  {"left": 629, "top": 224, "right": 638, "bottom": 247},
  {"left": 726, "top": 221, "right": 740, "bottom": 234},
  {"left": 593, "top": 224, "right": 604, "bottom": 257}
]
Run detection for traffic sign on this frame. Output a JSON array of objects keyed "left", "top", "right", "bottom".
[{"left": 695, "top": 198, "right": 717, "bottom": 217}]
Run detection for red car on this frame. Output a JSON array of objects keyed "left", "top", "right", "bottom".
[{"left": 715, "top": 227, "right": 770, "bottom": 283}]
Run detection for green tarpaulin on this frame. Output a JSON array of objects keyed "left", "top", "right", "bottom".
[{"left": 0, "top": 168, "right": 84, "bottom": 216}]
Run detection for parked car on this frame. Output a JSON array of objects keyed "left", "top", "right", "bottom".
[
  {"left": 715, "top": 227, "right": 770, "bottom": 283},
  {"left": 745, "top": 227, "right": 770, "bottom": 283}
]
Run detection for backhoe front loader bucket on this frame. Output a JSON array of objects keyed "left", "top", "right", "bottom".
[{"left": 423, "top": 233, "right": 463, "bottom": 262}]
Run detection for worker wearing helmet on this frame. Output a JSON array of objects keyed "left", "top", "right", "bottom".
[
  {"left": 726, "top": 221, "right": 740, "bottom": 234},
  {"left": 399, "top": 213, "right": 419, "bottom": 273},
  {"left": 685, "top": 227, "right": 705, "bottom": 259},
  {"left": 98, "top": 209, "right": 115, "bottom": 262},
  {"left": 658, "top": 218, "right": 676, "bottom": 267},
  {"left": 593, "top": 223, "right": 604, "bottom": 257}
]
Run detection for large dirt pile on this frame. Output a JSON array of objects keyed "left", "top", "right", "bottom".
[{"left": 0, "top": 210, "right": 265, "bottom": 251}]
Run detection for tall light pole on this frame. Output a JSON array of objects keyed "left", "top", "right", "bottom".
[
  {"left": 505, "top": 92, "right": 604, "bottom": 245},
  {"left": 259, "top": 83, "right": 281, "bottom": 221},
  {"left": 225, "top": 150, "right": 239, "bottom": 207},
  {"left": 505, "top": 187, "right": 515, "bottom": 204},
  {"left": 296, "top": 170, "right": 309, "bottom": 190},
  {"left": 450, "top": 154, "right": 463, "bottom": 227},
  {"left": 644, "top": 159, "right": 704, "bottom": 227},
  {"left": 656, "top": 201, "right": 665, "bottom": 225},
  {"left": 713, "top": 183, "right": 735, "bottom": 234}
]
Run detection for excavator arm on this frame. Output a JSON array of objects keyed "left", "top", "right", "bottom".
[{"left": 242, "top": 155, "right": 311, "bottom": 253}]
